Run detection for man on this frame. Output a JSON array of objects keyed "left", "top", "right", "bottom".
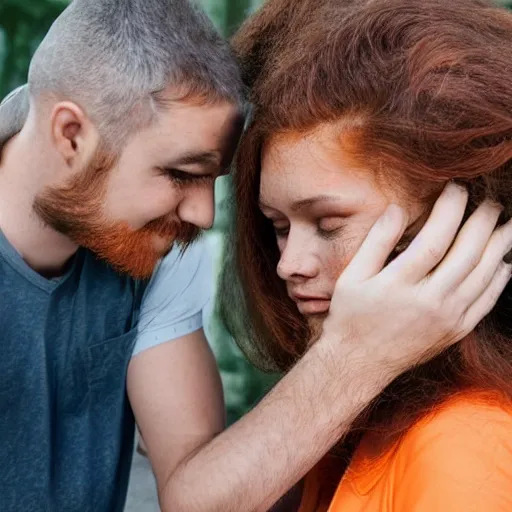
[{"left": 0, "top": 1, "right": 510, "bottom": 511}]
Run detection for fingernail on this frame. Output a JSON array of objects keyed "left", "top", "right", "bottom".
[
  {"left": 503, "top": 249, "right": 512, "bottom": 264},
  {"left": 447, "top": 181, "right": 467, "bottom": 194},
  {"left": 383, "top": 204, "right": 402, "bottom": 221}
]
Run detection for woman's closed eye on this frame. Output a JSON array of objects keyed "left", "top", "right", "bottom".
[
  {"left": 273, "top": 223, "right": 290, "bottom": 239},
  {"left": 317, "top": 217, "right": 345, "bottom": 238},
  {"left": 272, "top": 217, "right": 345, "bottom": 240}
]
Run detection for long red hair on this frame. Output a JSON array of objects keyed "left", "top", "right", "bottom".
[{"left": 220, "top": 0, "right": 512, "bottom": 489}]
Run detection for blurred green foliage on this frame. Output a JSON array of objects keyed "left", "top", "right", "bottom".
[
  {"left": 0, "top": 0, "right": 277, "bottom": 425},
  {"left": 0, "top": 0, "right": 67, "bottom": 96},
  {"left": 0, "top": 0, "right": 261, "bottom": 98}
]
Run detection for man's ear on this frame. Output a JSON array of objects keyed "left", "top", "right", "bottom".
[{"left": 50, "top": 101, "right": 99, "bottom": 168}]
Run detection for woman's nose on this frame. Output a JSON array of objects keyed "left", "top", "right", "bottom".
[{"left": 277, "top": 230, "right": 319, "bottom": 281}]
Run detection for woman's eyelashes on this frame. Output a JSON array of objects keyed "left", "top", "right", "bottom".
[
  {"left": 272, "top": 217, "right": 346, "bottom": 240},
  {"left": 316, "top": 217, "right": 345, "bottom": 239},
  {"left": 273, "top": 224, "right": 290, "bottom": 239}
]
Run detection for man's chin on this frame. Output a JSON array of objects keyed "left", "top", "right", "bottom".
[
  {"left": 90, "top": 245, "right": 164, "bottom": 280},
  {"left": 115, "top": 238, "right": 177, "bottom": 279},
  {"left": 77, "top": 225, "right": 184, "bottom": 279},
  {"left": 151, "top": 233, "right": 175, "bottom": 255}
]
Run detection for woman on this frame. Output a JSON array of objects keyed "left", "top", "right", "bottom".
[{"left": 222, "top": 0, "right": 512, "bottom": 510}]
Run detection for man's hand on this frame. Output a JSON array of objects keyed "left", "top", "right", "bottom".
[
  {"left": 156, "top": 183, "right": 511, "bottom": 512},
  {"left": 323, "top": 182, "right": 512, "bottom": 377}
]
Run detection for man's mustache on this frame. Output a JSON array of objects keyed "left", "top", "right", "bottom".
[{"left": 144, "top": 217, "right": 203, "bottom": 247}]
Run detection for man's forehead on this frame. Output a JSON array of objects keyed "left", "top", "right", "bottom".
[
  {"left": 155, "top": 99, "right": 243, "bottom": 135},
  {"left": 169, "top": 106, "right": 243, "bottom": 156}
]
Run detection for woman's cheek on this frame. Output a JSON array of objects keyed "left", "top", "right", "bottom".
[{"left": 323, "top": 238, "right": 350, "bottom": 282}]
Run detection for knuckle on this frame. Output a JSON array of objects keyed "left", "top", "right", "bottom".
[
  {"left": 424, "top": 294, "right": 461, "bottom": 328},
  {"left": 444, "top": 296, "right": 464, "bottom": 321},
  {"left": 466, "top": 252, "right": 482, "bottom": 272},
  {"left": 479, "top": 267, "right": 495, "bottom": 290},
  {"left": 493, "top": 226, "right": 509, "bottom": 251},
  {"left": 422, "top": 294, "right": 444, "bottom": 319},
  {"left": 426, "top": 245, "right": 442, "bottom": 263},
  {"left": 437, "top": 312, "right": 458, "bottom": 336},
  {"left": 490, "top": 276, "right": 507, "bottom": 305},
  {"left": 496, "top": 227, "right": 508, "bottom": 247}
]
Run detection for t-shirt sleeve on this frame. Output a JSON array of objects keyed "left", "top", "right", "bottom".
[
  {"left": 393, "top": 399, "right": 512, "bottom": 512},
  {"left": 131, "top": 237, "right": 214, "bottom": 357}
]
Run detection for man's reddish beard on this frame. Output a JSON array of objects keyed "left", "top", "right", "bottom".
[{"left": 33, "top": 148, "right": 201, "bottom": 279}]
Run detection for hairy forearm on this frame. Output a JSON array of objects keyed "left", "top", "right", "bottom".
[{"left": 161, "top": 337, "right": 394, "bottom": 512}]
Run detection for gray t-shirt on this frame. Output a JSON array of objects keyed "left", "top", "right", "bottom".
[{"left": 0, "top": 230, "right": 212, "bottom": 511}]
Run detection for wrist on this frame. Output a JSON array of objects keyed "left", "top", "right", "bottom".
[{"left": 312, "top": 332, "right": 397, "bottom": 409}]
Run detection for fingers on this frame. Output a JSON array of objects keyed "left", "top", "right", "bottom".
[
  {"left": 384, "top": 183, "right": 468, "bottom": 283},
  {"left": 461, "top": 261, "right": 511, "bottom": 333},
  {"left": 429, "top": 199, "right": 502, "bottom": 292},
  {"left": 454, "top": 217, "right": 512, "bottom": 307},
  {"left": 341, "top": 204, "right": 407, "bottom": 282}
]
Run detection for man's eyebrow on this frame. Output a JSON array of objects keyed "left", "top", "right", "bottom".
[{"left": 170, "top": 150, "right": 221, "bottom": 168}]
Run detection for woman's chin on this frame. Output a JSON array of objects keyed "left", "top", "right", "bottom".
[{"left": 306, "top": 313, "right": 329, "bottom": 346}]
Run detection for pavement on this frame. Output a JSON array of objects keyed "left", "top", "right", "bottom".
[{"left": 125, "top": 439, "right": 160, "bottom": 512}]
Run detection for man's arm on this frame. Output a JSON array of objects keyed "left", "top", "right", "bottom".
[
  {"left": 157, "top": 330, "right": 390, "bottom": 512},
  {"left": 127, "top": 328, "right": 225, "bottom": 493},
  {"left": 136, "top": 184, "right": 512, "bottom": 512}
]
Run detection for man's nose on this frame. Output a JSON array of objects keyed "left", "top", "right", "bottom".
[{"left": 177, "top": 186, "right": 215, "bottom": 229}]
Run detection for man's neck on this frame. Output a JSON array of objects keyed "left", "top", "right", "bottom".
[{"left": 0, "top": 133, "right": 79, "bottom": 277}]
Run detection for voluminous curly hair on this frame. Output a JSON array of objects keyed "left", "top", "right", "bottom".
[{"left": 220, "top": 0, "right": 512, "bottom": 466}]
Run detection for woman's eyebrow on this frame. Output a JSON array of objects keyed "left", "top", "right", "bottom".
[
  {"left": 258, "top": 201, "right": 278, "bottom": 212},
  {"left": 259, "top": 195, "right": 351, "bottom": 212},
  {"left": 290, "top": 195, "right": 344, "bottom": 212}
]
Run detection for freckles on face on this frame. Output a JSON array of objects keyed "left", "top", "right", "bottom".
[{"left": 259, "top": 127, "right": 396, "bottom": 300}]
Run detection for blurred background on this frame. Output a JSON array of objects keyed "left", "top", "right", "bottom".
[
  {"left": 2, "top": 0, "right": 512, "bottom": 428},
  {"left": 2, "top": 0, "right": 512, "bottom": 508},
  {"left": 0, "top": 0, "right": 279, "bottom": 427}
]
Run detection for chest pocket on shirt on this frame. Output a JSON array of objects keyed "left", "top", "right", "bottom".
[
  {"left": 60, "top": 328, "right": 137, "bottom": 415},
  {"left": 59, "top": 277, "right": 146, "bottom": 415},
  {"left": 88, "top": 328, "right": 137, "bottom": 395}
]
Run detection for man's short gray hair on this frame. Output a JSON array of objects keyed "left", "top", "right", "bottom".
[{"left": 27, "top": 0, "right": 245, "bottom": 145}]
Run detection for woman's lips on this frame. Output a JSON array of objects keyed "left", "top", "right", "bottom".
[{"left": 295, "top": 298, "right": 331, "bottom": 315}]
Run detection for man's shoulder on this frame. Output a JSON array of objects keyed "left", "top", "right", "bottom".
[
  {"left": 143, "top": 236, "right": 212, "bottom": 303},
  {"left": 132, "top": 237, "right": 213, "bottom": 356},
  {"left": 151, "top": 237, "right": 211, "bottom": 282}
]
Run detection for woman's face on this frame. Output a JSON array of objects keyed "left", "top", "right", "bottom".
[{"left": 259, "top": 125, "right": 423, "bottom": 327}]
